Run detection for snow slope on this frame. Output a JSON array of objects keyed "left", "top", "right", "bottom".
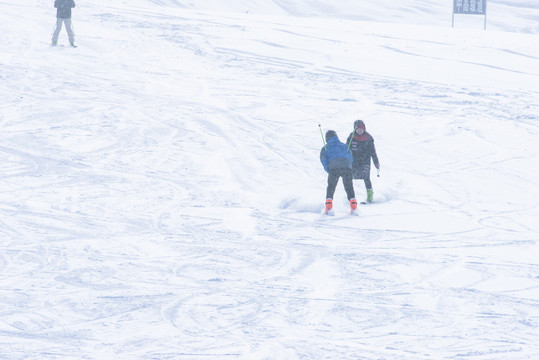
[
  {"left": 116, "top": 0, "right": 539, "bottom": 33},
  {"left": 1, "top": 0, "right": 538, "bottom": 359}
]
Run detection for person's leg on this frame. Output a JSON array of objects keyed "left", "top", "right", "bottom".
[
  {"left": 342, "top": 169, "right": 356, "bottom": 200},
  {"left": 343, "top": 169, "right": 358, "bottom": 211},
  {"left": 64, "top": 18, "right": 75, "bottom": 45},
  {"left": 326, "top": 171, "right": 339, "bottom": 199},
  {"left": 364, "top": 176, "right": 374, "bottom": 203},
  {"left": 51, "top": 18, "right": 63, "bottom": 44},
  {"left": 364, "top": 177, "right": 372, "bottom": 190}
]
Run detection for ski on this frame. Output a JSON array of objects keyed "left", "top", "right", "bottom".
[
  {"left": 318, "top": 210, "right": 358, "bottom": 220},
  {"left": 323, "top": 209, "right": 335, "bottom": 216}
]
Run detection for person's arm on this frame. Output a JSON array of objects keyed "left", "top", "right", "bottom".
[
  {"left": 370, "top": 139, "right": 380, "bottom": 169},
  {"left": 320, "top": 148, "right": 328, "bottom": 173}
]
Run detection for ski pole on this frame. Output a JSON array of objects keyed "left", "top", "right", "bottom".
[
  {"left": 377, "top": 168, "right": 380, "bottom": 177},
  {"left": 347, "top": 125, "right": 355, "bottom": 150},
  {"left": 318, "top": 123, "right": 326, "bottom": 150}
]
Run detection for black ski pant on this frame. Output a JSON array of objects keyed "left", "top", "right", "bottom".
[
  {"left": 326, "top": 168, "right": 355, "bottom": 200},
  {"left": 363, "top": 177, "right": 372, "bottom": 190}
]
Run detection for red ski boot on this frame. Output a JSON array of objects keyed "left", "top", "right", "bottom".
[
  {"left": 350, "top": 198, "right": 358, "bottom": 215},
  {"left": 324, "top": 198, "right": 334, "bottom": 215}
]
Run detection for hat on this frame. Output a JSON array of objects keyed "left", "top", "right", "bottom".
[
  {"left": 325, "top": 130, "right": 337, "bottom": 142},
  {"left": 354, "top": 120, "right": 366, "bottom": 130}
]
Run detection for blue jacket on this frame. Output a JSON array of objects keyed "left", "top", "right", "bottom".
[{"left": 320, "top": 136, "right": 353, "bottom": 173}]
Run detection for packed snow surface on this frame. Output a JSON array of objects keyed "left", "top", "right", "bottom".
[{"left": 1, "top": 0, "right": 538, "bottom": 359}]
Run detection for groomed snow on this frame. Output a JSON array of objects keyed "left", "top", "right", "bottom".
[{"left": 1, "top": 0, "right": 538, "bottom": 359}]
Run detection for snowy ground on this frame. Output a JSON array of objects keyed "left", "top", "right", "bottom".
[{"left": 1, "top": 0, "right": 539, "bottom": 359}]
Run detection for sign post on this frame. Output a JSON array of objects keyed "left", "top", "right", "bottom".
[{"left": 452, "top": 0, "right": 487, "bottom": 30}]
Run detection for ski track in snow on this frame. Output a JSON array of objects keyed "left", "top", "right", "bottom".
[{"left": 1, "top": 0, "right": 539, "bottom": 359}]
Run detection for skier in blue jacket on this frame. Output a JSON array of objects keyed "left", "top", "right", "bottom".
[{"left": 320, "top": 130, "right": 357, "bottom": 214}]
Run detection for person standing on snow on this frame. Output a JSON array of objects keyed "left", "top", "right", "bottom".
[
  {"left": 320, "top": 130, "right": 357, "bottom": 214},
  {"left": 346, "top": 120, "right": 380, "bottom": 203},
  {"left": 51, "top": 0, "right": 76, "bottom": 47}
]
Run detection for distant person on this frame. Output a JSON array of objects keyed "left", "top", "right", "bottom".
[
  {"left": 346, "top": 120, "right": 380, "bottom": 203},
  {"left": 51, "top": 0, "right": 76, "bottom": 47},
  {"left": 320, "top": 130, "right": 357, "bottom": 214}
]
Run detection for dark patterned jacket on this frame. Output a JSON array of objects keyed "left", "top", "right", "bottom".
[{"left": 345, "top": 131, "right": 379, "bottom": 180}]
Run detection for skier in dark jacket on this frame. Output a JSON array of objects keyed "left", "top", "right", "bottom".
[
  {"left": 320, "top": 130, "right": 357, "bottom": 214},
  {"left": 346, "top": 120, "right": 380, "bottom": 203},
  {"left": 51, "top": 0, "right": 76, "bottom": 47}
]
